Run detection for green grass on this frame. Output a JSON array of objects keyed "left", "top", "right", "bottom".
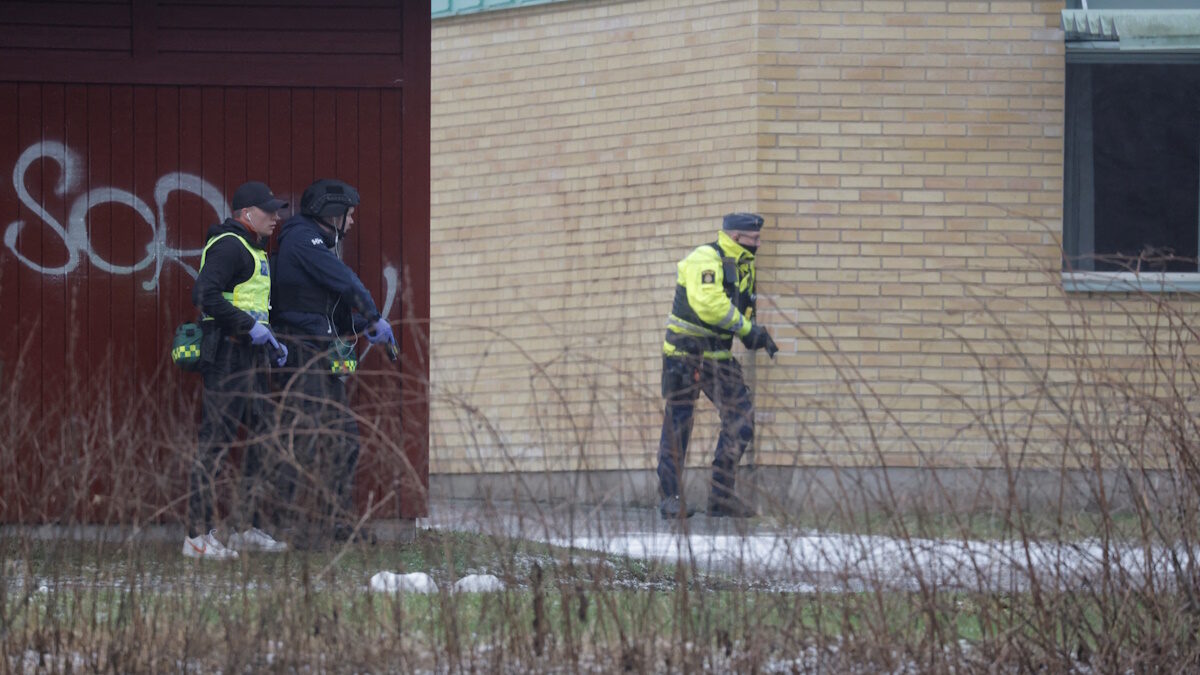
[
  {"left": 12, "top": 579, "right": 1196, "bottom": 671},
  {"left": 7, "top": 528, "right": 1200, "bottom": 671},
  {"left": 2, "top": 529, "right": 679, "bottom": 594}
]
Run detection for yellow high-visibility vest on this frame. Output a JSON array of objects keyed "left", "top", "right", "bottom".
[
  {"left": 199, "top": 232, "right": 271, "bottom": 323},
  {"left": 663, "top": 231, "right": 757, "bottom": 361}
]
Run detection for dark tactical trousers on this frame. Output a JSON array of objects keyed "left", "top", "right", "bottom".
[
  {"left": 275, "top": 338, "right": 361, "bottom": 539},
  {"left": 190, "top": 338, "right": 281, "bottom": 536},
  {"left": 657, "top": 355, "right": 755, "bottom": 504}
]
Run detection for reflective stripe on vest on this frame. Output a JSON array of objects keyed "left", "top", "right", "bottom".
[{"left": 199, "top": 232, "right": 271, "bottom": 322}]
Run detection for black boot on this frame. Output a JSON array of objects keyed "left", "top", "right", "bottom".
[
  {"left": 706, "top": 492, "right": 757, "bottom": 518},
  {"left": 659, "top": 495, "right": 697, "bottom": 520},
  {"left": 708, "top": 461, "right": 756, "bottom": 518}
]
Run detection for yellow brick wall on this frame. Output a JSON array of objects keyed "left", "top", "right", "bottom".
[
  {"left": 752, "top": 0, "right": 1069, "bottom": 470},
  {"left": 430, "top": 0, "right": 1200, "bottom": 477}
]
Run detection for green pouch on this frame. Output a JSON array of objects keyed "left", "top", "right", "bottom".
[
  {"left": 171, "top": 322, "right": 204, "bottom": 372},
  {"left": 329, "top": 341, "right": 358, "bottom": 375}
]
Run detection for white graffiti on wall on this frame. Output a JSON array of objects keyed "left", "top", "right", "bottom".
[
  {"left": 4, "top": 140, "right": 223, "bottom": 291},
  {"left": 3, "top": 141, "right": 396, "bottom": 318}
]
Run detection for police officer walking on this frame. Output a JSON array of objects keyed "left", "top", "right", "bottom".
[
  {"left": 185, "top": 181, "right": 290, "bottom": 559},
  {"left": 270, "top": 179, "right": 396, "bottom": 545},
  {"left": 657, "top": 213, "right": 778, "bottom": 520}
]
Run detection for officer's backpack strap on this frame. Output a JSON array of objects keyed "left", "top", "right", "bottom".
[
  {"left": 709, "top": 242, "right": 739, "bottom": 301},
  {"left": 710, "top": 241, "right": 757, "bottom": 318}
]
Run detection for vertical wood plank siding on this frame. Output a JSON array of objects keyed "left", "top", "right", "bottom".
[{"left": 0, "top": 2, "right": 431, "bottom": 522}]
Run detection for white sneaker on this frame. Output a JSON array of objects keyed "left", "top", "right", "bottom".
[
  {"left": 227, "top": 527, "right": 288, "bottom": 553},
  {"left": 182, "top": 530, "right": 239, "bottom": 560}
]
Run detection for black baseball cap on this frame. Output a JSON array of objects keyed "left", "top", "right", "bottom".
[{"left": 231, "top": 181, "right": 289, "bottom": 213}]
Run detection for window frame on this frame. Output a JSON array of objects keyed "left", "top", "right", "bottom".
[
  {"left": 1062, "top": 39, "right": 1200, "bottom": 293},
  {"left": 1065, "top": 1, "right": 1200, "bottom": 9}
]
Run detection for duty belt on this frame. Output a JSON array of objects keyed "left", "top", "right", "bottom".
[{"left": 664, "top": 330, "right": 726, "bottom": 355}]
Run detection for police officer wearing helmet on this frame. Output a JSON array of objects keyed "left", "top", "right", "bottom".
[
  {"left": 657, "top": 212, "right": 778, "bottom": 520},
  {"left": 270, "top": 178, "right": 395, "bottom": 544},
  {"left": 185, "top": 181, "right": 290, "bottom": 560}
]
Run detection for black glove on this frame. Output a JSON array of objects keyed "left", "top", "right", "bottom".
[{"left": 741, "top": 325, "right": 779, "bottom": 358}]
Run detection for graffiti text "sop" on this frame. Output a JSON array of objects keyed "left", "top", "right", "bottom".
[
  {"left": 4, "top": 140, "right": 398, "bottom": 321},
  {"left": 4, "top": 141, "right": 225, "bottom": 291}
]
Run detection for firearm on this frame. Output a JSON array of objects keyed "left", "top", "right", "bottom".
[{"left": 269, "top": 342, "right": 288, "bottom": 368}]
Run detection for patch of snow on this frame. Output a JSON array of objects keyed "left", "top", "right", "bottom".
[
  {"left": 19, "top": 650, "right": 88, "bottom": 671},
  {"left": 454, "top": 574, "right": 505, "bottom": 593},
  {"left": 552, "top": 531, "right": 1200, "bottom": 593},
  {"left": 369, "top": 571, "right": 437, "bottom": 594}
]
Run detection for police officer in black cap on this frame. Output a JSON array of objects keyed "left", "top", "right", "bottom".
[
  {"left": 270, "top": 178, "right": 395, "bottom": 544},
  {"left": 657, "top": 212, "right": 778, "bottom": 520},
  {"left": 185, "top": 181, "right": 290, "bottom": 559}
]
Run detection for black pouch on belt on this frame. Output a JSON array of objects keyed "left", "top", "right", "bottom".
[{"left": 198, "top": 321, "right": 222, "bottom": 372}]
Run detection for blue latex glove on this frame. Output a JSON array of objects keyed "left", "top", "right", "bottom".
[
  {"left": 366, "top": 317, "right": 395, "bottom": 345},
  {"left": 248, "top": 321, "right": 281, "bottom": 349},
  {"left": 249, "top": 322, "right": 288, "bottom": 367}
]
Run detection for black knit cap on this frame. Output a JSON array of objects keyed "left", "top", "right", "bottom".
[{"left": 723, "top": 212, "right": 764, "bottom": 232}]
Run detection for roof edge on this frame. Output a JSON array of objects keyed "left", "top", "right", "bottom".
[{"left": 1063, "top": 9, "right": 1200, "bottom": 48}]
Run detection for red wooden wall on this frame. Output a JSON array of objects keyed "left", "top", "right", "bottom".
[{"left": 0, "top": 1, "right": 430, "bottom": 522}]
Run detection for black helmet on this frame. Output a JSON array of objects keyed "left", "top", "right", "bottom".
[{"left": 300, "top": 179, "right": 360, "bottom": 220}]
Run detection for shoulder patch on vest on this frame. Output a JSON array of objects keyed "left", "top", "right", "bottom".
[
  {"left": 311, "top": 237, "right": 324, "bottom": 246},
  {"left": 701, "top": 270, "right": 716, "bottom": 284}
]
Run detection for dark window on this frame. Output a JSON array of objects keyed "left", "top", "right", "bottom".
[{"left": 1064, "top": 60, "right": 1200, "bottom": 273}]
